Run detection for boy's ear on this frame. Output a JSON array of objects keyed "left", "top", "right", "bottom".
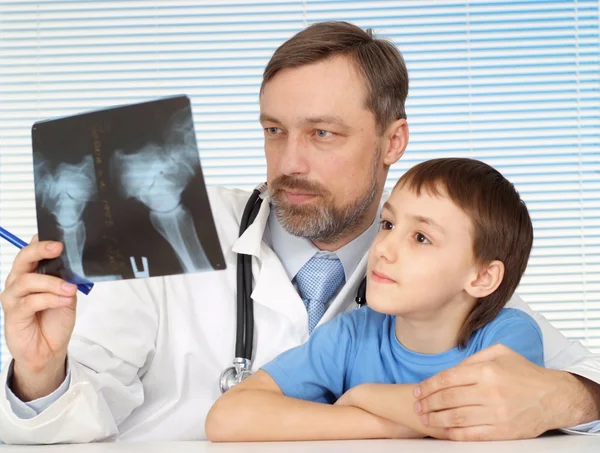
[
  {"left": 383, "top": 119, "right": 409, "bottom": 166},
  {"left": 465, "top": 260, "right": 504, "bottom": 299}
]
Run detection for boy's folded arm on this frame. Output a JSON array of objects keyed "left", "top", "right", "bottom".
[
  {"left": 337, "top": 383, "right": 448, "bottom": 439},
  {"left": 205, "top": 370, "right": 419, "bottom": 442}
]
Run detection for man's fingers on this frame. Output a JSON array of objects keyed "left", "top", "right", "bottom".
[
  {"left": 416, "top": 385, "right": 480, "bottom": 414},
  {"left": 14, "top": 273, "right": 76, "bottom": 299},
  {"left": 5, "top": 241, "right": 63, "bottom": 287},
  {"left": 460, "top": 344, "right": 511, "bottom": 366},
  {"left": 18, "top": 293, "right": 76, "bottom": 316},
  {"left": 1, "top": 273, "right": 77, "bottom": 311},
  {"left": 417, "top": 346, "right": 515, "bottom": 401},
  {"left": 444, "top": 425, "right": 499, "bottom": 442},
  {"left": 415, "top": 364, "right": 480, "bottom": 400},
  {"left": 444, "top": 424, "right": 527, "bottom": 442},
  {"left": 420, "top": 406, "right": 491, "bottom": 430}
]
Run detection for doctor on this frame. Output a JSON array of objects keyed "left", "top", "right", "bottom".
[{"left": 0, "top": 21, "right": 599, "bottom": 444}]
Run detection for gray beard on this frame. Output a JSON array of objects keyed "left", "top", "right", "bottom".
[{"left": 271, "top": 161, "right": 379, "bottom": 244}]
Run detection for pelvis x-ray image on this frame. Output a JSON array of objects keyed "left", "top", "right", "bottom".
[
  {"left": 32, "top": 96, "right": 226, "bottom": 282},
  {"left": 111, "top": 116, "right": 211, "bottom": 274},
  {"left": 34, "top": 155, "right": 97, "bottom": 280}
]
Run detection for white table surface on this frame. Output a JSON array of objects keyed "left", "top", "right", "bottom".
[{"left": 0, "top": 434, "right": 597, "bottom": 453}]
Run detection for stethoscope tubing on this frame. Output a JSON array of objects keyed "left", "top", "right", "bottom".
[
  {"left": 235, "top": 184, "right": 266, "bottom": 360},
  {"left": 222, "top": 183, "right": 368, "bottom": 392}
]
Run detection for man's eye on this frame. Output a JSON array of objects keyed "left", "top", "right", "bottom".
[
  {"left": 415, "top": 233, "right": 431, "bottom": 244},
  {"left": 379, "top": 220, "right": 394, "bottom": 231},
  {"left": 315, "top": 129, "right": 333, "bottom": 138},
  {"left": 265, "top": 127, "right": 280, "bottom": 135}
]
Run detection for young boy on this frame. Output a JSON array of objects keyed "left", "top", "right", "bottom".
[{"left": 205, "top": 158, "right": 544, "bottom": 442}]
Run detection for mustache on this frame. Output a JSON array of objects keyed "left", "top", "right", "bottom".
[{"left": 270, "top": 175, "right": 330, "bottom": 197}]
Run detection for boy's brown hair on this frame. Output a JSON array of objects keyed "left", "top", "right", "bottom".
[
  {"left": 261, "top": 21, "right": 409, "bottom": 135},
  {"left": 396, "top": 158, "right": 534, "bottom": 347}
]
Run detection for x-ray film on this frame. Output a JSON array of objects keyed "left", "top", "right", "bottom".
[{"left": 32, "top": 95, "right": 226, "bottom": 282}]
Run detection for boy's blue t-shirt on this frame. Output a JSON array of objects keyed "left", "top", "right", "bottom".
[{"left": 262, "top": 307, "right": 544, "bottom": 404}]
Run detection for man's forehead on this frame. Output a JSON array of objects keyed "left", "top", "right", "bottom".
[
  {"left": 258, "top": 59, "right": 373, "bottom": 128},
  {"left": 260, "top": 57, "right": 367, "bottom": 100},
  {"left": 259, "top": 112, "right": 352, "bottom": 128}
]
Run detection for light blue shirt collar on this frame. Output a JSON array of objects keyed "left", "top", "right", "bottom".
[{"left": 266, "top": 205, "right": 381, "bottom": 282}]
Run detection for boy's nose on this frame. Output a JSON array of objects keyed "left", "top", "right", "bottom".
[{"left": 373, "top": 233, "right": 398, "bottom": 263}]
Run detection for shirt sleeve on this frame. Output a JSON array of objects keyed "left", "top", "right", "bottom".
[
  {"left": 4, "top": 359, "right": 72, "bottom": 419},
  {"left": 562, "top": 421, "right": 600, "bottom": 435},
  {"left": 480, "top": 308, "right": 545, "bottom": 367},
  {"left": 261, "top": 311, "right": 361, "bottom": 404}
]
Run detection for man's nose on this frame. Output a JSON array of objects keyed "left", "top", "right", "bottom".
[{"left": 279, "top": 133, "right": 309, "bottom": 176}]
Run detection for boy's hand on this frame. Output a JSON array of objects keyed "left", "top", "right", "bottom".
[{"left": 335, "top": 385, "right": 425, "bottom": 439}]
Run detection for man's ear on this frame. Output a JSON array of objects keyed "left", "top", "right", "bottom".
[
  {"left": 383, "top": 119, "right": 409, "bottom": 166},
  {"left": 465, "top": 260, "right": 504, "bottom": 299}
]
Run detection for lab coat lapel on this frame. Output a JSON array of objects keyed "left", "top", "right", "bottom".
[
  {"left": 316, "top": 250, "right": 368, "bottom": 326},
  {"left": 231, "top": 196, "right": 307, "bottom": 324},
  {"left": 251, "top": 246, "right": 307, "bottom": 323}
]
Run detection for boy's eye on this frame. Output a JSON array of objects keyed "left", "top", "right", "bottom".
[
  {"left": 379, "top": 220, "right": 394, "bottom": 231},
  {"left": 415, "top": 233, "right": 431, "bottom": 244}
]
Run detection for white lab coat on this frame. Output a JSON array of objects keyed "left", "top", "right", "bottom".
[{"left": 0, "top": 186, "right": 598, "bottom": 443}]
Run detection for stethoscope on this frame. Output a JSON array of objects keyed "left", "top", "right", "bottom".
[{"left": 219, "top": 183, "right": 368, "bottom": 393}]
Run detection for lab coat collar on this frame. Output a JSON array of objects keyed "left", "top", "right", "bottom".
[{"left": 231, "top": 192, "right": 272, "bottom": 257}]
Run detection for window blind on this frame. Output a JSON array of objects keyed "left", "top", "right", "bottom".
[{"left": 1, "top": 0, "right": 598, "bottom": 370}]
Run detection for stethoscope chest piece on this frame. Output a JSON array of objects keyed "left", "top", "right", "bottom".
[{"left": 219, "top": 357, "right": 253, "bottom": 393}]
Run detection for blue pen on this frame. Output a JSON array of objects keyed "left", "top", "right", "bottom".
[{"left": 0, "top": 225, "right": 93, "bottom": 295}]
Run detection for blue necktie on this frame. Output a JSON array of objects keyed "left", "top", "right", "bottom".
[{"left": 295, "top": 256, "right": 345, "bottom": 333}]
